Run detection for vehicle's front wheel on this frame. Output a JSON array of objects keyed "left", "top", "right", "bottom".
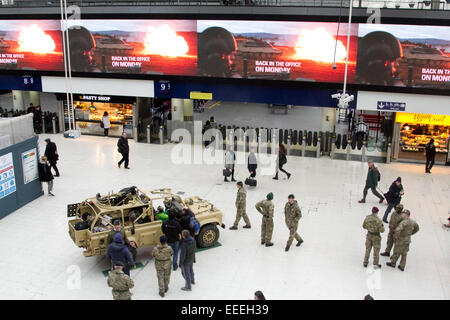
[{"left": 197, "top": 224, "right": 220, "bottom": 248}]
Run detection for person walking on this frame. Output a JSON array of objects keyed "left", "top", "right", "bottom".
[
  {"left": 162, "top": 209, "right": 182, "bottom": 271},
  {"left": 179, "top": 229, "right": 196, "bottom": 291},
  {"left": 38, "top": 156, "right": 54, "bottom": 196},
  {"left": 386, "top": 210, "right": 419, "bottom": 271},
  {"left": 424, "top": 138, "right": 436, "bottom": 173},
  {"left": 106, "top": 233, "right": 135, "bottom": 276},
  {"left": 247, "top": 147, "right": 257, "bottom": 178},
  {"left": 117, "top": 132, "right": 130, "bottom": 169},
  {"left": 382, "top": 177, "right": 404, "bottom": 223},
  {"left": 230, "top": 181, "right": 251, "bottom": 230},
  {"left": 362, "top": 206, "right": 385, "bottom": 268},
  {"left": 380, "top": 204, "right": 404, "bottom": 257},
  {"left": 273, "top": 144, "right": 291, "bottom": 180},
  {"left": 255, "top": 192, "right": 274, "bottom": 247},
  {"left": 33, "top": 105, "right": 43, "bottom": 134},
  {"left": 152, "top": 236, "right": 174, "bottom": 297},
  {"left": 102, "top": 111, "right": 111, "bottom": 137},
  {"left": 359, "top": 161, "right": 384, "bottom": 204},
  {"left": 202, "top": 120, "right": 212, "bottom": 148},
  {"left": 284, "top": 194, "right": 303, "bottom": 252},
  {"left": 44, "top": 138, "right": 60, "bottom": 177},
  {"left": 224, "top": 145, "right": 236, "bottom": 182},
  {"left": 107, "top": 261, "right": 134, "bottom": 300}
]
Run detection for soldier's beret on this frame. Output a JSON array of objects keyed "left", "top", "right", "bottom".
[{"left": 372, "top": 206, "right": 379, "bottom": 213}]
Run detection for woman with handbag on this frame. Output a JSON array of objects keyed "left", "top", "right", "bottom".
[
  {"left": 273, "top": 143, "right": 291, "bottom": 180},
  {"left": 102, "top": 111, "right": 111, "bottom": 137},
  {"left": 224, "top": 145, "right": 236, "bottom": 182}
]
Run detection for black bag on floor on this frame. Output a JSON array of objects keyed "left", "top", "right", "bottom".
[
  {"left": 245, "top": 177, "right": 257, "bottom": 187},
  {"left": 223, "top": 169, "right": 232, "bottom": 177}
]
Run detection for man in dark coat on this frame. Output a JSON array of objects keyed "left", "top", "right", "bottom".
[
  {"left": 179, "top": 229, "right": 196, "bottom": 291},
  {"left": 38, "top": 156, "right": 54, "bottom": 196},
  {"left": 44, "top": 138, "right": 60, "bottom": 177},
  {"left": 33, "top": 105, "right": 43, "bottom": 134},
  {"left": 162, "top": 210, "right": 183, "bottom": 271},
  {"left": 359, "top": 161, "right": 384, "bottom": 204},
  {"left": 382, "top": 177, "right": 404, "bottom": 223},
  {"left": 177, "top": 208, "right": 195, "bottom": 237},
  {"left": 117, "top": 132, "right": 130, "bottom": 169},
  {"left": 247, "top": 147, "right": 257, "bottom": 178},
  {"left": 106, "top": 233, "right": 135, "bottom": 276},
  {"left": 425, "top": 139, "right": 436, "bottom": 173}
]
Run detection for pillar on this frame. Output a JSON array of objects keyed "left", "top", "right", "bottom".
[
  {"left": 183, "top": 99, "right": 193, "bottom": 121},
  {"left": 321, "top": 107, "right": 336, "bottom": 133},
  {"left": 12, "top": 90, "right": 25, "bottom": 111},
  {"left": 171, "top": 98, "right": 185, "bottom": 121},
  {"left": 29, "top": 91, "right": 41, "bottom": 107}
]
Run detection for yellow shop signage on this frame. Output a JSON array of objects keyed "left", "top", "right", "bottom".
[{"left": 395, "top": 113, "right": 450, "bottom": 126}]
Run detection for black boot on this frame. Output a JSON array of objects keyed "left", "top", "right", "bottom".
[
  {"left": 380, "top": 252, "right": 390, "bottom": 257},
  {"left": 272, "top": 172, "right": 278, "bottom": 180},
  {"left": 159, "top": 290, "right": 165, "bottom": 297},
  {"left": 287, "top": 172, "right": 291, "bottom": 179},
  {"left": 296, "top": 240, "right": 303, "bottom": 247},
  {"left": 285, "top": 245, "right": 290, "bottom": 252},
  {"left": 386, "top": 262, "right": 395, "bottom": 268}
]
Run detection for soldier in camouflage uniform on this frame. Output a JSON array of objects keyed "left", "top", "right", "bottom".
[
  {"left": 152, "top": 236, "right": 174, "bottom": 297},
  {"left": 362, "top": 206, "right": 385, "bottom": 268},
  {"left": 380, "top": 204, "right": 404, "bottom": 257},
  {"left": 107, "top": 261, "right": 134, "bottom": 300},
  {"left": 255, "top": 192, "right": 274, "bottom": 247},
  {"left": 386, "top": 210, "right": 419, "bottom": 271},
  {"left": 107, "top": 220, "right": 137, "bottom": 261},
  {"left": 230, "top": 182, "right": 251, "bottom": 230},
  {"left": 284, "top": 194, "right": 303, "bottom": 252}
]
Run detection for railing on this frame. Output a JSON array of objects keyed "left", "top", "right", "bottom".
[{"left": 1, "top": 0, "right": 449, "bottom": 9}]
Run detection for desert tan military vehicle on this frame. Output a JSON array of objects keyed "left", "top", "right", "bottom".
[{"left": 68, "top": 186, "right": 225, "bottom": 257}]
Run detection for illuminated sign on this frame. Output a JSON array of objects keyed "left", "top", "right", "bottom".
[
  {"left": 395, "top": 112, "right": 450, "bottom": 126},
  {"left": 190, "top": 91, "right": 212, "bottom": 100}
]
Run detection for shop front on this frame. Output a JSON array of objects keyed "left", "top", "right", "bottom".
[
  {"left": 395, "top": 112, "right": 450, "bottom": 163},
  {"left": 72, "top": 94, "right": 136, "bottom": 138}
]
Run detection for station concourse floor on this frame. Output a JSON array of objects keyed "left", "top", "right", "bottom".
[{"left": 0, "top": 133, "right": 449, "bottom": 300}]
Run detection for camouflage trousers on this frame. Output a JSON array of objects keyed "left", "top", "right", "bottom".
[
  {"left": 233, "top": 207, "right": 251, "bottom": 227},
  {"left": 390, "top": 239, "right": 410, "bottom": 269},
  {"left": 112, "top": 290, "right": 132, "bottom": 300},
  {"left": 261, "top": 217, "right": 274, "bottom": 243},
  {"left": 155, "top": 261, "right": 172, "bottom": 292},
  {"left": 384, "top": 229, "right": 395, "bottom": 254},
  {"left": 364, "top": 233, "right": 381, "bottom": 266},
  {"left": 286, "top": 221, "right": 302, "bottom": 246}
]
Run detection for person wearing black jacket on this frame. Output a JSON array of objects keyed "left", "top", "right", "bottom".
[
  {"left": 38, "top": 156, "right": 54, "bottom": 196},
  {"left": 117, "top": 132, "right": 130, "bottom": 169},
  {"left": 382, "top": 177, "right": 404, "bottom": 223},
  {"left": 273, "top": 144, "right": 291, "bottom": 180},
  {"left": 179, "top": 229, "right": 196, "bottom": 291},
  {"left": 425, "top": 139, "right": 436, "bottom": 173},
  {"left": 33, "top": 105, "right": 43, "bottom": 134},
  {"left": 44, "top": 138, "right": 60, "bottom": 177},
  {"left": 162, "top": 210, "right": 182, "bottom": 271},
  {"left": 177, "top": 208, "right": 195, "bottom": 237}
]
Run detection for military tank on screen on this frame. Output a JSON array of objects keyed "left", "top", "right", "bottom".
[{"left": 68, "top": 187, "right": 224, "bottom": 257}]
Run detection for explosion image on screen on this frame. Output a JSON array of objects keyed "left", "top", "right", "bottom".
[
  {"left": 66, "top": 20, "right": 197, "bottom": 75},
  {"left": 197, "top": 20, "right": 358, "bottom": 83},
  {"left": 0, "top": 20, "right": 63, "bottom": 71}
]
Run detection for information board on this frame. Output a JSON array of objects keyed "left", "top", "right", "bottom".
[{"left": 0, "top": 152, "right": 16, "bottom": 199}]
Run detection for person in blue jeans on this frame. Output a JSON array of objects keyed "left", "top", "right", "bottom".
[
  {"left": 161, "top": 210, "right": 182, "bottom": 271},
  {"left": 179, "top": 229, "right": 196, "bottom": 291}
]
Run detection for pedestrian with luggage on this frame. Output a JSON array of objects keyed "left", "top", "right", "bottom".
[
  {"left": 224, "top": 145, "right": 236, "bottom": 182},
  {"left": 248, "top": 147, "right": 257, "bottom": 178}
]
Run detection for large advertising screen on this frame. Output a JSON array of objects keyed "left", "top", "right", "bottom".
[
  {"left": 0, "top": 20, "right": 63, "bottom": 71},
  {"left": 65, "top": 19, "right": 197, "bottom": 76},
  {"left": 197, "top": 20, "right": 358, "bottom": 83},
  {"left": 356, "top": 24, "right": 450, "bottom": 89}
]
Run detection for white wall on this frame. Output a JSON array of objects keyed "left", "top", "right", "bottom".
[
  {"left": 41, "top": 76, "right": 154, "bottom": 98},
  {"left": 357, "top": 91, "right": 450, "bottom": 115}
]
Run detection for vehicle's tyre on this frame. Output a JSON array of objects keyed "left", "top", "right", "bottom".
[{"left": 197, "top": 224, "right": 220, "bottom": 248}]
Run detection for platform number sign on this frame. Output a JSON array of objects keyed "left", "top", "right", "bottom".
[
  {"left": 159, "top": 81, "right": 170, "bottom": 93},
  {"left": 23, "top": 75, "right": 34, "bottom": 87}
]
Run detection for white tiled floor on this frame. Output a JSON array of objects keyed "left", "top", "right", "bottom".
[{"left": 0, "top": 133, "right": 449, "bottom": 300}]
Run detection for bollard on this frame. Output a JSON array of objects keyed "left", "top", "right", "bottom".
[
  {"left": 361, "top": 141, "right": 367, "bottom": 163},
  {"left": 386, "top": 142, "right": 392, "bottom": 164},
  {"left": 301, "top": 135, "right": 306, "bottom": 157},
  {"left": 346, "top": 140, "right": 351, "bottom": 161},
  {"left": 316, "top": 137, "right": 321, "bottom": 158},
  {"left": 52, "top": 117, "right": 56, "bottom": 134},
  {"left": 287, "top": 135, "right": 291, "bottom": 156},
  {"left": 147, "top": 125, "right": 151, "bottom": 144},
  {"left": 159, "top": 126, "right": 164, "bottom": 145}
]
